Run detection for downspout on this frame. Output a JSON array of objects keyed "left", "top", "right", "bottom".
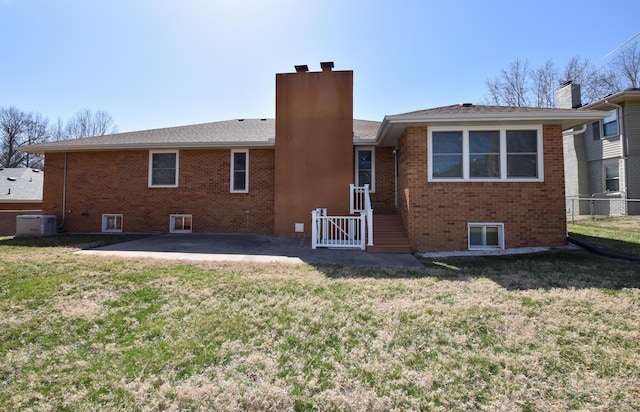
[
  {"left": 393, "top": 148, "right": 399, "bottom": 209},
  {"left": 59, "top": 152, "right": 67, "bottom": 230},
  {"left": 561, "top": 123, "right": 588, "bottom": 137}
]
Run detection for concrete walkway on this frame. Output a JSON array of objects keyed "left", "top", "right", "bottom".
[{"left": 76, "top": 233, "right": 424, "bottom": 267}]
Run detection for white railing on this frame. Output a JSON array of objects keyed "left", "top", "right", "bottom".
[
  {"left": 311, "top": 185, "right": 374, "bottom": 250},
  {"left": 311, "top": 208, "right": 366, "bottom": 250},
  {"left": 350, "top": 184, "right": 374, "bottom": 246}
]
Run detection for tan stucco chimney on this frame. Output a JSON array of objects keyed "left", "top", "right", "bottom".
[{"left": 556, "top": 80, "right": 582, "bottom": 109}]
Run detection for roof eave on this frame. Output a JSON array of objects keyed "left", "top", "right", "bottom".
[
  {"left": 0, "top": 199, "right": 42, "bottom": 204},
  {"left": 22, "top": 139, "right": 276, "bottom": 153},
  {"left": 374, "top": 111, "right": 610, "bottom": 146},
  {"left": 581, "top": 89, "right": 640, "bottom": 109}
]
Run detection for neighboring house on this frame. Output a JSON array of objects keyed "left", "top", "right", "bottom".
[
  {"left": 560, "top": 84, "right": 640, "bottom": 216},
  {"left": 23, "top": 63, "right": 606, "bottom": 251},
  {"left": 0, "top": 168, "right": 44, "bottom": 236}
]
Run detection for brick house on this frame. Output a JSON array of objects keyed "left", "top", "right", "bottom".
[
  {"left": 0, "top": 168, "right": 44, "bottom": 236},
  {"left": 23, "top": 63, "right": 607, "bottom": 251}
]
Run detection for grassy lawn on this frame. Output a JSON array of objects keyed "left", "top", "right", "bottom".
[
  {"left": 1, "top": 233, "right": 639, "bottom": 411},
  {"left": 568, "top": 216, "right": 640, "bottom": 258}
]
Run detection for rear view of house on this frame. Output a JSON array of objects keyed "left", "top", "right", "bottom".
[{"left": 23, "top": 64, "right": 607, "bottom": 251}]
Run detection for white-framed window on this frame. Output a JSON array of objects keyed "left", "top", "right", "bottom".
[
  {"left": 102, "top": 214, "right": 123, "bottom": 232},
  {"left": 603, "top": 160, "right": 620, "bottom": 192},
  {"left": 149, "top": 150, "right": 179, "bottom": 187},
  {"left": 602, "top": 109, "right": 619, "bottom": 137},
  {"left": 231, "top": 149, "right": 249, "bottom": 193},
  {"left": 428, "top": 126, "right": 543, "bottom": 182},
  {"left": 170, "top": 214, "right": 192, "bottom": 233},
  {"left": 468, "top": 223, "right": 504, "bottom": 250},
  {"left": 355, "top": 147, "right": 375, "bottom": 191}
]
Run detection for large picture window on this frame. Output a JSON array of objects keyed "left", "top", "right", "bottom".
[
  {"left": 432, "top": 131, "right": 463, "bottom": 178},
  {"left": 149, "top": 151, "right": 178, "bottom": 187},
  {"left": 231, "top": 150, "right": 248, "bottom": 193},
  {"left": 469, "top": 130, "right": 500, "bottom": 178},
  {"left": 429, "top": 126, "right": 543, "bottom": 182},
  {"left": 506, "top": 130, "right": 538, "bottom": 178}
]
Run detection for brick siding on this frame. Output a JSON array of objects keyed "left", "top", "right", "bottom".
[
  {"left": 43, "top": 149, "right": 274, "bottom": 233},
  {"left": 397, "top": 125, "right": 567, "bottom": 251},
  {"left": 370, "top": 146, "right": 396, "bottom": 213},
  {"left": 0, "top": 203, "right": 43, "bottom": 236}
]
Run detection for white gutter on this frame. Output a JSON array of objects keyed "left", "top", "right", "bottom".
[
  {"left": 22, "top": 139, "right": 276, "bottom": 153},
  {"left": 562, "top": 123, "right": 588, "bottom": 136}
]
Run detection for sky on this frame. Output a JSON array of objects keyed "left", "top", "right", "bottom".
[{"left": 2, "top": 0, "right": 640, "bottom": 134}]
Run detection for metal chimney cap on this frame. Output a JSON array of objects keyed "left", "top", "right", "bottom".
[
  {"left": 320, "top": 61, "right": 334, "bottom": 70},
  {"left": 294, "top": 65, "right": 309, "bottom": 73}
]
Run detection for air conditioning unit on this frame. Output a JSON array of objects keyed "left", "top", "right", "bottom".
[{"left": 15, "top": 215, "right": 57, "bottom": 236}]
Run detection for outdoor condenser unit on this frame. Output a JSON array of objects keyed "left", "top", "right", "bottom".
[{"left": 15, "top": 215, "right": 57, "bottom": 236}]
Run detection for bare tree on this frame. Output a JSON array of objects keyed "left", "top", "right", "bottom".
[
  {"left": 484, "top": 59, "right": 532, "bottom": 107},
  {"left": 562, "top": 55, "right": 620, "bottom": 104},
  {"left": 0, "top": 107, "right": 50, "bottom": 168},
  {"left": 613, "top": 42, "right": 640, "bottom": 88},
  {"left": 533, "top": 60, "right": 559, "bottom": 108},
  {"left": 65, "top": 109, "right": 118, "bottom": 139}
]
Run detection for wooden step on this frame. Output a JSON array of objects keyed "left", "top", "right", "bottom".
[{"left": 368, "top": 213, "right": 412, "bottom": 254}]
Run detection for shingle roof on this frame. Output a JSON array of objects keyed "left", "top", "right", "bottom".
[
  {"left": 375, "top": 104, "right": 610, "bottom": 146},
  {"left": 23, "top": 118, "right": 382, "bottom": 153},
  {"left": 398, "top": 104, "right": 585, "bottom": 116},
  {"left": 0, "top": 168, "right": 44, "bottom": 203}
]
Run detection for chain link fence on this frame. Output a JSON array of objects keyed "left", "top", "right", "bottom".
[{"left": 566, "top": 193, "right": 640, "bottom": 224}]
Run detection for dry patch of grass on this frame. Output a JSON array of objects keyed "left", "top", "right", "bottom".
[{"left": 1, "top": 235, "right": 639, "bottom": 411}]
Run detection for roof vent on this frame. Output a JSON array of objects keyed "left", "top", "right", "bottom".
[
  {"left": 260, "top": 118, "right": 267, "bottom": 121},
  {"left": 7, "top": 177, "right": 16, "bottom": 181},
  {"left": 238, "top": 119, "right": 244, "bottom": 122},
  {"left": 295, "top": 64, "right": 309, "bottom": 73},
  {"left": 460, "top": 103, "right": 474, "bottom": 107},
  {"left": 320, "top": 61, "right": 334, "bottom": 71},
  {"left": 32, "top": 169, "right": 40, "bottom": 173}
]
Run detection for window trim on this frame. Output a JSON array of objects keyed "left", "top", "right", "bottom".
[
  {"left": 603, "top": 159, "right": 621, "bottom": 192},
  {"left": 428, "top": 126, "right": 543, "bottom": 182},
  {"left": 355, "top": 147, "right": 375, "bottom": 192},
  {"left": 468, "top": 223, "right": 505, "bottom": 250},
  {"left": 101, "top": 214, "right": 123, "bottom": 233},
  {"left": 602, "top": 109, "right": 619, "bottom": 138},
  {"left": 148, "top": 150, "right": 179, "bottom": 188},
  {"left": 230, "top": 149, "right": 249, "bottom": 193},
  {"left": 170, "top": 214, "right": 192, "bottom": 233}
]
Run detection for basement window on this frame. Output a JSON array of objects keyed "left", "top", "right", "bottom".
[
  {"left": 102, "top": 214, "right": 123, "bottom": 232},
  {"left": 468, "top": 223, "right": 504, "bottom": 250},
  {"left": 170, "top": 214, "right": 192, "bottom": 233}
]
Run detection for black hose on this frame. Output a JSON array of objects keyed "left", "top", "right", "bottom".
[{"left": 567, "top": 236, "right": 640, "bottom": 262}]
